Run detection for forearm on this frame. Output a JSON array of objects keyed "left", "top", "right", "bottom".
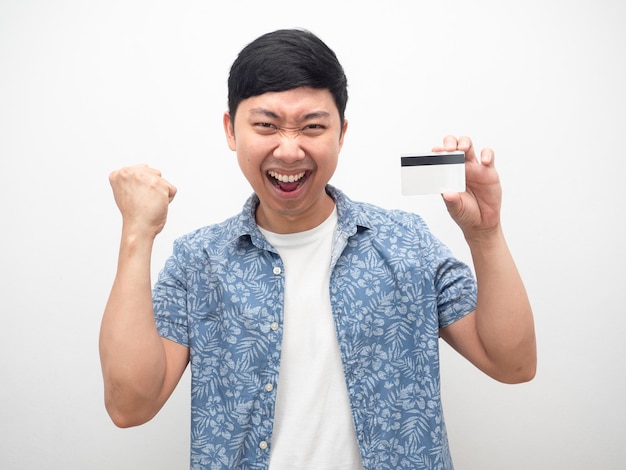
[
  {"left": 468, "top": 226, "right": 536, "bottom": 382},
  {"left": 99, "top": 228, "right": 166, "bottom": 426}
]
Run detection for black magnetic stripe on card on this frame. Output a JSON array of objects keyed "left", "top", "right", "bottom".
[{"left": 401, "top": 154, "right": 465, "bottom": 166}]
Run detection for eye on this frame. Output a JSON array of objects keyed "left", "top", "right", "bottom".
[
  {"left": 254, "top": 122, "right": 277, "bottom": 134},
  {"left": 302, "top": 124, "right": 326, "bottom": 136}
]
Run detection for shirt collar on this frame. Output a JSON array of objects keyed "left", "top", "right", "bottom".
[{"left": 230, "top": 185, "right": 374, "bottom": 250}]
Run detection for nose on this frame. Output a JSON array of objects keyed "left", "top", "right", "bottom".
[{"left": 273, "top": 132, "right": 306, "bottom": 162}]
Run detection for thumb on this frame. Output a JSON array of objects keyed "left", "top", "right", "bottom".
[
  {"left": 168, "top": 183, "right": 177, "bottom": 203},
  {"left": 441, "top": 191, "right": 464, "bottom": 219},
  {"left": 161, "top": 179, "right": 177, "bottom": 203}
]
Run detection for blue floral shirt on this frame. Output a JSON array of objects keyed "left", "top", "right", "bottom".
[{"left": 153, "top": 186, "right": 477, "bottom": 470}]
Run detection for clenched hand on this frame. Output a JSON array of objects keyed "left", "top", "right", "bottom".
[{"left": 109, "top": 164, "right": 177, "bottom": 238}]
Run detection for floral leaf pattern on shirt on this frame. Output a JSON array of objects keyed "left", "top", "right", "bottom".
[{"left": 153, "top": 186, "right": 476, "bottom": 470}]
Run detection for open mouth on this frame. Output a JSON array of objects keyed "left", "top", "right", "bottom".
[{"left": 268, "top": 170, "right": 307, "bottom": 192}]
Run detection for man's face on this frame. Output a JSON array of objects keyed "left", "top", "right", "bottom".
[{"left": 224, "top": 87, "right": 348, "bottom": 233}]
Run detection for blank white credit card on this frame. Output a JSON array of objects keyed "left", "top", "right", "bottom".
[{"left": 400, "top": 151, "right": 465, "bottom": 195}]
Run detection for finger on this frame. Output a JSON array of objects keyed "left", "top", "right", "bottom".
[
  {"left": 145, "top": 165, "right": 162, "bottom": 177},
  {"left": 457, "top": 136, "right": 478, "bottom": 164},
  {"left": 457, "top": 136, "right": 473, "bottom": 152},
  {"left": 442, "top": 135, "right": 458, "bottom": 152},
  {"left": 108, "top": 169, "right": 118, "bottom": 186},
  {"left": 126, "top": 164, "right": 163, "bottom": 184},
  {"left": 480, "top": 147, "right": 495, "bottom": 166}
]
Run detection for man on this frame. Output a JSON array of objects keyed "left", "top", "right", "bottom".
[{"left": 100, "top": 28, "right": 536, "bottom": 469}]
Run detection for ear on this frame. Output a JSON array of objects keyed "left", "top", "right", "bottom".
[
  {"left": 338, "top": 119, "right": 348, "bottom": 150},
  {"left": 223, "top": 112, "right": 236, "bottom": 151}
]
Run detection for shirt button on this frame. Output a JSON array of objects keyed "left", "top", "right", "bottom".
[
  {"left": 270, "top": 321, "right": 279, "bottom": 331},
  {"left": 264, "top": 383, "right": 274, "bottom": 392},
  {"left": 273, "top": 266, "right": 282, "bottom": 275},
  {"left": 259, "top": 440, "right": 268, "bottom": 450}
]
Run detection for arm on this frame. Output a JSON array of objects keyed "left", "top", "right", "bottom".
[
  {"left": 99, "top": 164, "right": 189, "bottom": 427},
  {"left": 436, "top": 136, "right": 536, "bottom": 384}
]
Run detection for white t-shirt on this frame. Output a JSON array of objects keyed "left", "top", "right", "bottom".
[{"left": 260, "top": 208, "right": 363, "bottom": 470}]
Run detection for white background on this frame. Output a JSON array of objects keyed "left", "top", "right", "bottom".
[{"left": 1, "top": 1, "right": 625, "bottom": 468}]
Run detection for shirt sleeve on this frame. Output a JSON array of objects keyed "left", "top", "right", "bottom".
[
  {"left": 153, "top": 239, "right": 190, "bottom": 347},
  {"left": 401, "top": 210, "right": 477, "bottom": 329},
  {"left": 435, "top": 256, "right": 477, "bottom": 328}
]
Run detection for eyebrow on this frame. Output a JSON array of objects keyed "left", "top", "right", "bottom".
[{"left": 249, "top": 108, "right": 331, "bottom": 121}]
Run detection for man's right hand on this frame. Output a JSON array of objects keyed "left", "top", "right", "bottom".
[
  {"left": 109, "top": 164, "right": 177, "bottom": 238},
  {"left": 101, "top": 164, "right": 188, "bottom": 428}
]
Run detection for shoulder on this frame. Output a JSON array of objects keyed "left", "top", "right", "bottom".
[
  {"left": 332, "top": 186, "right": 431, "bottom": 240},
  {"left": 168, "top": 210, "right": 253, "bottom": 270},
  {"left": 174, "top": 193, "right": 258, "bottom": 251}
]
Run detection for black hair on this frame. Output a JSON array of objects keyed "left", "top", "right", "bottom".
[{"left": 227, "top": 29, "right": 348, "bottom": 126}]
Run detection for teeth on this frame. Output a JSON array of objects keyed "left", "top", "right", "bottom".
[{"left": 268, "top": 171, "right": 306, "bottom": 183}]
